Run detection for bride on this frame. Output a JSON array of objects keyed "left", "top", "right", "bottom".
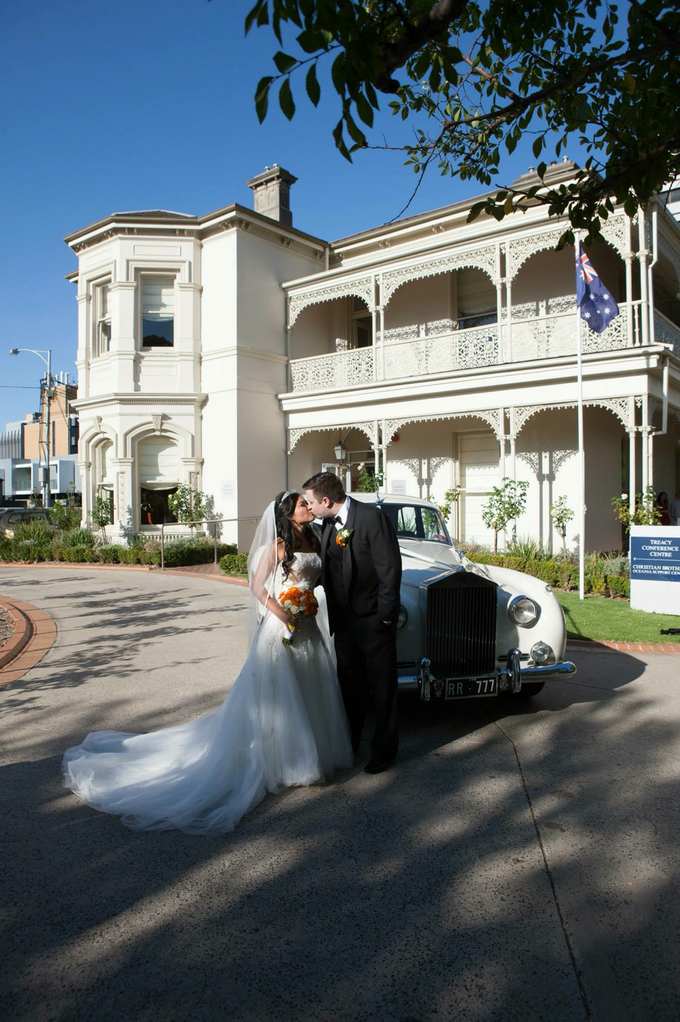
[{"left": 61, "top": 492, "right": 353, "bottom": 835}]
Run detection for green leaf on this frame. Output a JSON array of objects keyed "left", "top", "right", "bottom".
[
  {"left": 279, "top": 78, "right": 295, "bottom": 120},
  {"left": 344, "top": 110, "right": 366, "bottom": 146},
  {"left": 274, "top": 51, "right": 297, "bottom": 74},
  {"left": 624, "top": 194, "right": 638, "bottom": 218},
  {"left": 537, "top": 161, "right": 547, "bottom": 178},
  {"left": 355, "top": 91, "right": 374, "bottom": 128},
  {"left": 623, "top": 73, "right": 636, "bottom": 94},
  {"left": 306, "top": 63, "right": 321, "bottom": 106},
  {"left": 332, "top": 119, "right": 352, "bottom": 162},
  {"left": 331, "top": 53, "right": 346, "bottom": 94},
  {"left": 245, "top": 0, "right": 265, "bottom": 36},
  {"left": 532, "top": 136, "right": 544, "bottom": 158},
  {"left": 297, "top": 29, "right": 324, "bottom": 54},
  {"left": 254, "top": 75, "right": 273, "bottom": 122}
]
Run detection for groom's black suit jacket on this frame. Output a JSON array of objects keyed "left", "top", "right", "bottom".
[{"left": 320, "top": 497, "right": 402, "bottom": 635}]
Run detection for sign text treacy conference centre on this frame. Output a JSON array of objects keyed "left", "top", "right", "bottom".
[{"left": 629, "top": 525, "right": 680, "bottom": 615}]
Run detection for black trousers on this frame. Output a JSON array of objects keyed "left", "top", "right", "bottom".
[{"left": 333, "top": 611, "right": 399, "bottom": 761}]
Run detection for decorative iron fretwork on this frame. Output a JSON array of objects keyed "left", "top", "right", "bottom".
[
  {"left": 506, "top": 228, "right": 565, "bottom": 280},
  {"left": 383, "top": 325, "right": 500, "bottom": 379},
  {"left": 380, "top": 244, "right": 497, "bottom": 306},
  {"left": 511, "top": 397, "right": 632, "bottom": 436},
  {"left": 290, "top": 347, "right": 373, "bottom": 392},
  {"left": 653, "top": 311, "right": 680, "bottom": 355},
  {"left": 383, "top": 408, "right": 503, "bottom": 444},
  {"left": 517, "top": 451, "right": 540, "bottom": 476},
  {"left": 288, "top": 421, "right": 378, "bottom": 453},
  {"left": 288, "top": 276, "right": 375, "bottom": 327}
]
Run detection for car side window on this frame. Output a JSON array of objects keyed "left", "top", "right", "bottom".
[
  {"left": 8, "top": 514, "right": 22, "bottom": 524},
  {"left": 397, "top": 507, "right": 418, "bottom": 536}
]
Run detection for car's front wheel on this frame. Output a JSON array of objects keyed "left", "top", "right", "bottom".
[{"left": 513, "top": 682, "right": 545, "bottom": 699}]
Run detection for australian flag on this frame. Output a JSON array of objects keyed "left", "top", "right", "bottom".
[{"left": 575, "top": 245, "right": 619, "bottom": 333}]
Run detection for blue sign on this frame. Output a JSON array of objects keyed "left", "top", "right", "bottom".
[{"left": 630, "top": 535, "right": 680, "bottom": 583}]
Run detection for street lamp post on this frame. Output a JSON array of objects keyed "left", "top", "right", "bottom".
[{"left": 9, "top": 348, "right": 53, "bottom": 507}]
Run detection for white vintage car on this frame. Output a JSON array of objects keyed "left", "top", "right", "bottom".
[{"left": 351, "top": 492, "right": 576, "bottom": 701}]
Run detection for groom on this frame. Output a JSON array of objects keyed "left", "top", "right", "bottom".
[{"left": 303, "top": 472, "right": 402, "bottom": 774}]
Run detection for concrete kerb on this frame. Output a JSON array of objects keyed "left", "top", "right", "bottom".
[{"left": 0, "top": 596, "right": 57, "bottom": 687}]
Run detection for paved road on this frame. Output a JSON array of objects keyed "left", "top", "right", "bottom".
[{"left": 1, "top": 568, "right": 678, "bottom": 1022}]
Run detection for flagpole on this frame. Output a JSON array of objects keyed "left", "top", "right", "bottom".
[{"left": 575, "top": 236, "right": 586, "bottom": 601}]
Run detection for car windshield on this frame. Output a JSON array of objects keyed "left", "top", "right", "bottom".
[{"left": 379, "top": 503, "right": 451, "bottom": 544}]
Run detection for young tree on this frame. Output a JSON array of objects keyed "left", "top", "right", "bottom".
[
  {"left": 549, "top": 495, "right": 574, "bottom": 555},
  {"left": 244, "top": 0, "right": 680, "bottom": 241},
  {"left": 90, "top": 495, "right": 113, "bottom": 542},
  {"left": 481, "top": 477, "right": 529, "bottom": 553},
  {"left": 167, "top": 483, "right": 209, "bottom": 533},
  {"left": 611, "top": 485, "right": 661, "bottom": 531}
]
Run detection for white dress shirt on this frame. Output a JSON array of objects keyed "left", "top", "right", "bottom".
[{"left": 333, "top": 496, "right": 351, "bottom": 529}]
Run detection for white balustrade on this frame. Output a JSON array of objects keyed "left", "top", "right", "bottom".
[
  {"left": 287, "top": 301, "right": 666, "bottom": 392},
  {"left": 289, "top": 345, "right": 374, "bottom": 392},
  {"left": 654, "top": 310, "right": 680, "bottom": 354}
]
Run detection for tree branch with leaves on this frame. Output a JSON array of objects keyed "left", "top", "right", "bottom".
[{"left": 240, "top": 0, "right": 680, "bottom": 242}]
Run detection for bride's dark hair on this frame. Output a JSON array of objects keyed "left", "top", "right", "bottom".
[{"left": 274, "top": 491, "right": 320, "bottom": 582}]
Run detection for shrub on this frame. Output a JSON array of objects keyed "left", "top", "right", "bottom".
[
  {"left": 53, "top": 545, "right": 97, "bottom": 563},
  {"left": 59, "top": 528, "right": 96, "bottom": 549},
  {"left": 12, "top": 520, "right": 57, "bottom": 546},
  {"left": 607, "top": 575, "right": 630, "bottom": 599},
  {"left": 506, "top": 536, "right": 550, "bottom": 560},
  {"left": 12, "top": 542, "right": 52, "bottom": 562},
  {"left": 220, "top": 553, "right": 249, "bottom": 575},
  {"left": 50, "top": 501, "right": 82, "bottom": 531},
  {"left": 99, "top": 545, "right": 124, "bottom": 564},
  {"left": 162, "top": 538, "right": 235, "bottom": 567}
]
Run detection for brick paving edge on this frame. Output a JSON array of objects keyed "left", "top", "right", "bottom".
[{"left": 0, "top": 596, "right": 57, "bottom": 687}]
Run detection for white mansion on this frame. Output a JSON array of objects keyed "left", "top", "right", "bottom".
[{"left": 65, "top": 161, "right": 680, "bottom": 551}]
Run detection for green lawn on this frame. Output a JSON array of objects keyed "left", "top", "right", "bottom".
[{"left": 556, "top": 592, "right": 680, "bottom": 643}]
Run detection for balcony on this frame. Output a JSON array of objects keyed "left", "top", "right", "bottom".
[{"left": 288, "top": 302, "right": 680, "bottom": 394}]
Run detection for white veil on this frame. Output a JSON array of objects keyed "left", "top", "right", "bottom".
[{"left": 247, "top": 498, "right": 280, "bottom": 639}]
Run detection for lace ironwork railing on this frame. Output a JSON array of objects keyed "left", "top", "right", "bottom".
[
  {"left": 509, "top": 306, "right": 631, "bottom": 361},
  {"left": 287, "top": 302, "right": 656, "bottom": 392},
  {"left": 383, "top": 325, "right": 500, "bottom": 378},
  {"left": 654, "top": 311, "right": 680, "bottom": 354},
  {"left": 289, "top": 346, "right": 374, "bottom": 392}
]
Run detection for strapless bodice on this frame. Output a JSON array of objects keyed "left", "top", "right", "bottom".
[{"left": 277, "top": 551, "right": 322, "bottom": 591}]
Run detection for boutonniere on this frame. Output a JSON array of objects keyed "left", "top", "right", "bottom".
[{"left": 336, "top": 528, "right": 354, "bottom": 547}]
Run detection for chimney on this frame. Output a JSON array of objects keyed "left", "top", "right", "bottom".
[{"left": 246, "top": 164, "right": 297, "bottom": 227}]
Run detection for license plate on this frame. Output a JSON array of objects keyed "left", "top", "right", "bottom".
[{"left": 445, "top": 678, "right": 497, "bottom": 699}]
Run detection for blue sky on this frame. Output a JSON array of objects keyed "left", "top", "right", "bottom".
[{"left": 0, "top": 0, "right": 573, "bottom": 427}]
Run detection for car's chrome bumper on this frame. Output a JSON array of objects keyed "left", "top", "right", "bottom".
[{"left": 398, "top": 651, "right": 576, "bottom": 700}]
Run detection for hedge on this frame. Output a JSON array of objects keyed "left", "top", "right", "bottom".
[
  {"left": 465, "top": 552, "right": 630, "bottom": 598},
  {"left": 219, "top": 553, "right": 249, "bottom": 575}
]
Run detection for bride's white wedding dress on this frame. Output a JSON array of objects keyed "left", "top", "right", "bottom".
[{"left": 61, "top": 552, "right": 353, "bottom": 835}]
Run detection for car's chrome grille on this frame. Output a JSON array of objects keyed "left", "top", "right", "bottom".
[{"left": 426, "top": 572, "right": 497, "bottom": 677}]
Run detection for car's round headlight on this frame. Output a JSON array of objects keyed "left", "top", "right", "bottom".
[
  {"left": 531, "top": 641, "right": 552, "bottom": 663},
  {"left": 397, "top": 605, "right": 408, "bottom": 629},
  {"left": 508, "top": 595, "right": 538, "bottom": 627}
]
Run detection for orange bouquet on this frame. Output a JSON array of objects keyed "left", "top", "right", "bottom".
[{"left": 278, "top": 586, "right": 319, "bottom": 645}]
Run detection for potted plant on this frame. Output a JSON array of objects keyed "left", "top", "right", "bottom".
[{"left": 141, "top": 502, "right": 153, "bottom": 525}]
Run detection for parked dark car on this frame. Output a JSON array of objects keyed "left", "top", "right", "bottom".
[{"left": 0, "top": 508, "right": 51, "bottom": 537}]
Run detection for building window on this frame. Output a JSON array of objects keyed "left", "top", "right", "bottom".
[
  {"left": 140, "top": 486, "right": 178, "bottom": 525},
  {"left": 141, "top": 277, "right": 175, "bottom": 347},
  {"left": 94, "top": 281, "right": 111, "bottom": 356}
]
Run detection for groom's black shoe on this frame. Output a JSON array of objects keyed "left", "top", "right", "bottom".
[{"left": 364, "top": 756, "right": 394, "bottom": 775}]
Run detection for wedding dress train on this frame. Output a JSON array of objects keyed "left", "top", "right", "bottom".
[{"left": 61, "top": 552, "right": 353, "bottom": 835}]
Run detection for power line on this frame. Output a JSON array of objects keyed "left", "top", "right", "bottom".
[{"left": 0, "top": 385, "right": 41, "bottom": 390}]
